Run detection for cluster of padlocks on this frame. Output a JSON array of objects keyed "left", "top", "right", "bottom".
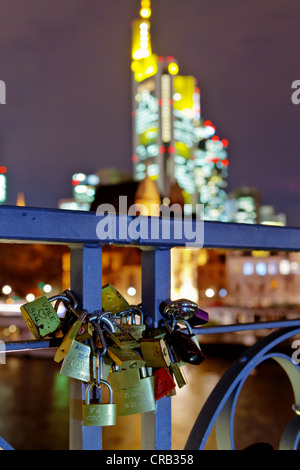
[{"left": 20, "top": 284, "right": 209, "bottom": 427}]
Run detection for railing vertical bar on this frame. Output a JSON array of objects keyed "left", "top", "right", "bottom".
[
  {"left": 141, "top": 249, "right": 172, "bottom": 450},
  {"left": 69, "top": 244, "right": 102, "bottom": 450}
]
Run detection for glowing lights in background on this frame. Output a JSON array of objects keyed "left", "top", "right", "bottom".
[
  {"left": 127, "top": 287, "right": 137, "bottom": 297},
  {"left": 70, "top": 173, "right": 99, "bottom": 208},
  {"left": 161, "top": 74, "right": 172, "bottom": 143},
  {"left": 140, "top": 0, "right": 151, "bottom": 19},
  {"left": 241, "top": 259, "right": 294, "bottom": 276},
  {"left": 132, "top": 19, "right": 152, "bottom": 61},
  {"left": 205, "top": 288, "right": 215, "bottom": 298},
  {"left": 168, "top": 62, "right": 179, "bottom": 76},
  {"left": 2, "top": 285, "right": 12, "bottom": 295},
  {"left": 219, "top": 288, "right": 227, "bottom": 298},
  {"left": 26, "top": 293, "right": 35, "bottom": 302},
  {"left": 279, "top": 260, "right": 290, "bottom": 275},
  {"left": 43, "top": 284, "right": 52, "bottom": 294},
  {"left": 256, "top": 262, "right": 267, "bottom": 276}
]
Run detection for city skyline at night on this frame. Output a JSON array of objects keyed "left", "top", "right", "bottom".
[{"left": 0, "top": 1, "right": 299, "bottom": 225}]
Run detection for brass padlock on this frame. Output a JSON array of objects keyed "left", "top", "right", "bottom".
[
  {"left": 107, "top": 346, "right": 146, "bottom": 370},
  {"left": 109, "top": 365, "right": 141, "bottom": 390},
  {"left": 54, "top": 310, "right": 87, "bottom": 363},
  {"left": 20, "top": 296, "right": 61, "bottom": 340},
  {"left": 119, "top": 306, "right": 146, "bottom": 341},
  {"left": 166, "top": 341, "right": 187, "bottom": 388},
  {"left": 114, "top": 367, "right": 156, "bottom": 416},
  {"left": 76, "top": 323, "right": 94, "bottom": 342},
  {"left": 60, "top": 340, "right": 91, "bottom": 382},
  {"left": 139, "top": 338, "right": 171, "bottom": 368},
  {"left": 102, "top": 284, "right": 130, "bottom": 314},
  {"left": 109, "top": 327, "right": 141, "bottom": 350},
  {"left": 82, "top": 380, "right": 116, "bottom": 427},
  {"left": 143, "top": 326, "right": 166, "bottom": 340},
  {"left": 92, "top": 311, "right": 140, "bottom": 350}
]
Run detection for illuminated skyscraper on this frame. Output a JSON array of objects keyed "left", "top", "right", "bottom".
[{"left": 131, "top": 1, "right": 230, "bottom": 217}]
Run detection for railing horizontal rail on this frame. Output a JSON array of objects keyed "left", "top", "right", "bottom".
[
  {"left": 0, "top": 205, "right": 299, "bottom": 251},
  {"left": 197, "top": 318, "right": 300, "bottom": 334},
  {"left": 4, "top": 319, "right": 300, "bottom": 354}
]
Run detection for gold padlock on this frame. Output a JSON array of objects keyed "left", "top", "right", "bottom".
[
  {"left": 113, "top": 367, "right": 156, "bottom": 416},
  {"left": 20, "top": 296, "right": 61, "bottom": 340},
  {"left": 119, "top": 307, "right": 146, "bottom": 341},
  {"left": 107, "top": 346, "right": 146, "bottom": 370},
  {"left": 139, "top": 338, "right": 171, "bottom": 368},
  {"left": 102, "top": 284, "right": 130, "bottom": 314},
  {"left": 83, "top": 380, "right": 116, "bottom": 427},
  {"left": 60, "top": 340, "right": 91, "bottom": 382}
]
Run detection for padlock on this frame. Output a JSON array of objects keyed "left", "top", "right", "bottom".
[
  {"left": 176, "top": 319, "right": 203, "bottom": 350},
  {"left": 166, "top": 342, "right": 188, "bottom": 388},
  {"left": 160, "top": 298, "right": 199, "bottom": 321},
  {"left": 102, "top": 284, "right": 130, "bottom": 314},
  {"left": 139, "top": 338, "right": 171, "bottom": 368},
  {"left": 113, "top": 366, "right": 156, "bottom": 416},
  {"left": 82, "top": 380, "right": 116, "bottom": 427},
  {"left": 109, "top": 327, "right": 141, "bottom": 350},
  {"left": 107, "top": 346, "right": 146, "bottom": 370},
  {"left": 92, "top": 311, "right": 140, "bottom": 350},
  {"left": 54, "top": 309, "right": 87, "bottom": 363},
  {"left": 60, "top": 340, "right": 91, "bottom": 382},
  {"left": 119, "top": 306, "right": 146, "bottom": 341},
  {"left": 187, "top": 308, "right": 209, "bottom": 328},
  {"left": 109, "top": 365, "right": 141, "bottom": 390},
  {"left": 20, "top": 296, "right": 61, "bottom": 340},
  {"left": 164, "top": 319, "right": 206, "bottom": 366},
  {"left": 154, "top": 368, "right": 176, "bottom": 400},
  {"left": 76, "top": 322, "right": 94, "bottom": 342},
  {"left": 142, "top": 325, "right": 166, "bottom": 340}
]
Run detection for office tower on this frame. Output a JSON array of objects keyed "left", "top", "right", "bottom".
[{"left": 131, "top": 1, "right": 230, "bottom": 217}]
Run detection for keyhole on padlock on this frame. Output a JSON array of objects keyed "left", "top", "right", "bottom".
[{"left": 130, "top": 361, "right": 138, "bottom": 368}]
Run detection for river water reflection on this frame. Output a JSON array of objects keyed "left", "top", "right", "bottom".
[{"left": 0, "top": 345, "right": 298, "bottom": 451}]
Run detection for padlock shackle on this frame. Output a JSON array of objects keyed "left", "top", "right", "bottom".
[
  {"left": 93, "top": 323, "right": 107, "bottom": 357},
  {"left": 49, "top": 290, "right": 78, "bottom": 309},
  {"left": 119, "top": 306, "right": 144, "bottom": 325},
  {"left": 85, "top": 380, "right": 113, "bottom": 405},
  {"left": 175, "top": 318, "right": 194, "bottom": 335},
  {"left": 89, "top": 311, "right": 117, "bottom": 334}
]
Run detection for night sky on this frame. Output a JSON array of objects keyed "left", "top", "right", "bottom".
[{"left": 0, "top": 0, "right": 299, "bottom": 225}]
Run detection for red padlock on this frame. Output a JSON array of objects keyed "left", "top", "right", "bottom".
[{"left": 154, "top": 368, "right": 176, "bottom": 400}]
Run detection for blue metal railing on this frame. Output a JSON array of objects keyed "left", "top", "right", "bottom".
[{"left": 0, "top": 205, "right": 300, "bottom": 450}]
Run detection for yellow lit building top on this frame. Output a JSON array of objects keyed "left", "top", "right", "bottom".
[{"left": 140, "top": 0, "right": 152, "bottom": 19}]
